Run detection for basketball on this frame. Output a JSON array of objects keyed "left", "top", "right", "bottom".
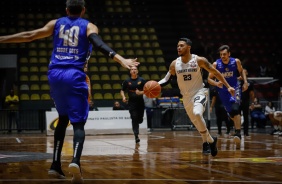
[{"left": 143, "top": 80, "right": 161, "bottom": 98}]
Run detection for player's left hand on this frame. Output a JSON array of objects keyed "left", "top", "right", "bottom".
[{"left": 228, "top": 87, "right": 235, "bottom": 96}]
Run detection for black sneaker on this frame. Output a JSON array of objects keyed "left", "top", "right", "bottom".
[
  {"left": 210, "top": 137, "right": 218, "bottom": 157},
  {"left": 135, "top": 137, "right": 140, "bottom": 144},
  {"left": 233, "top": 133, "right": 241, "bottom": 148},
  {"left": 202, "top": 142, "right": 210, "bottom": 155},
  {"left": 48, "top": 162, "right": 65, "bottom": 179}
]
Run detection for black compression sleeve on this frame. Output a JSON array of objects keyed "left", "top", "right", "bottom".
[{"left": 88, "top": 33, "right": 116, "bottom": 59}]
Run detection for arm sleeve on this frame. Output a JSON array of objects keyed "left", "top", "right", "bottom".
[
  {"left": 88, "top": 33, "right": 116, "bottom": 59},
  {"left": 158, "top": 72, "right": 172, "bottom": 87}
]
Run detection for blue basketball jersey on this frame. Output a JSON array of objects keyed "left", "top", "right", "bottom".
[
  {"left": 215, "top": 58, "right": 241, "bottom": 112},
  {"left": 215, "top": 57, "right": 238, "bottom": 89},
  {"left": 49, "top": 16, "right": 91, "bottom": 70}
]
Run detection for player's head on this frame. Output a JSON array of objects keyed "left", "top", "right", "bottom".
[
  {"left": 179, "top": 38, "right": 192, "bottom": 46},
  {"left": 66, "top": 0, "right": 85, "bottom": 15},
  {"left": 218, "top": 45, "right": 231, "bottom": 61},
  {"left": 218, "top": 45, "right": 230, "bottom": 53},
  {"left": 177, "top": 38, "right": 192, "bottom": 56}
]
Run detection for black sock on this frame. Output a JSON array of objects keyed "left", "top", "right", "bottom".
[
  {"left": 53, "top": 115, "right": 69, "bottom": 164},
  {"left": 72, "top": 122, "right": 86, "bottom": 165}
]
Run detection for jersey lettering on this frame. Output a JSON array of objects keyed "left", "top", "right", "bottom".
[
  {"left": 59, "top": 25, "right": 79, "bottom": 47},
  {"left": 222, "top": 71, "right": 234, "bottom": 78},
  {"left": 183, "top": 74, "right": 192, "bottom": 81}
]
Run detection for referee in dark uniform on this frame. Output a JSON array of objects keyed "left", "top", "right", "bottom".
[{"left": 120, "top": 66, "right": 147, "bottom": 143}]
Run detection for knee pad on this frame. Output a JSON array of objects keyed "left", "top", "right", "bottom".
[{"left": 229, "top": 103, "right": 240, "bottom": 118}]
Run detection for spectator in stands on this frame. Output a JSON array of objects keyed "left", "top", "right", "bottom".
[
  {"left": 250, "top": 97, "right": 267, "bottom": 128},
  {"left": 239, "top": 68, "right": 255, "bottom": 136},
  {"left": 265, "top": 101, "right": 279, "bottom": 135},
  {"left": 143, "top": 94, "right": 156, "bottom": 129},
  {"left": 0, "top": 0, "right": 139, "bottom": 182},
  {"left": 272, "top": 111, "right": 282, "bottom": 136},
  {"left": 112, "top": 100, "right": 125, "bottom": 110},
  {"left": 209, "top": 86, "right": 233, "bottom": 136},
  {"left": 89, "top": 100, "right": 98, "bottom": 111},
  {"left": 265, "top": 101, "right": 276, "bottom": 120},
  {"left": 5, "top": 89, "right": 20, "bottom": 133}
]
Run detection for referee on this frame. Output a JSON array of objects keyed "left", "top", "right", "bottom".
[{"left": 120, "top": 66, "right": 147, "bottom": 143}]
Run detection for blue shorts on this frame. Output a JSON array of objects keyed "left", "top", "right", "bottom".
[
  {"left": 48, "top": 68, "right": 89, "bottom": 123},
  {"left": 217, "top": 84, "right": 241, "bottom": 113}
]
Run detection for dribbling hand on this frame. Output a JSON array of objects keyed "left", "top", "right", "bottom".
[{"left": 228, "top": 87, "right": 235, "bottom": 96}]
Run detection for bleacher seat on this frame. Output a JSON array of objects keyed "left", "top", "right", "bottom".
[
  {"left": 102, "top": 83, "right": 112, "bottom": 90},
  {"left": 31, "top": 94, "right": 40, "bottom": 100},
  {"left": 40, "top": 75, "right": 48, "bottom": 81},
  {"left": 41, "top": 94, "right": 51, "bottom": 100},
  {"left": 20, "top": 84, "right": 29, "bottom": 91},
  {"left": 20, "top": 94, "right": 30, "bottom": 101},
  {"left": 111, "top": 74, "right": 120, "bottom": 80},
  {"left": 104, "top": 93, "right": 113, "bottom": 99},
  {"left": 92, "top": 84, "right": 102, "bottom": 90},
  {"left": 30, "top": 84, "right": 40, "bottom": 91},
  {"left": 91, "top": 75, "right": 100, "bottom": 81},
  {"left": 20, "top": 75, "right": 29, "bottom": 82},
  {"left": 93, "top": 93, "right": 103, "bottom": 100},
  {"left": 41, "top": 84, "right": 50, "bottom": 91},
  {"left": 30, "top": 75, "right": 39, "bottom": 81},
  {"left": 114, "top": 93, "right": 122, "bottom": 99}
]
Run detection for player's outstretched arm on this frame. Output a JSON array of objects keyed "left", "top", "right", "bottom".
[
  {"left": 87, "top": 23, "right": 139, "bottom": 69},
  {"left": 158, "top": 60, "right": 176, "bottom": 87},
  {"left": 0, "top": 20, "right": 56, "bottom": 43}
]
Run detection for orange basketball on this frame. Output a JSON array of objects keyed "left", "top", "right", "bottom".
[{"left": 143, "top": 80, "right": 161, "bottom": 98}]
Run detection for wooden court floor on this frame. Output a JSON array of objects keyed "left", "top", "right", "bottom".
[{"left": 0, "top": 128, "right": 282, "bottom": 184}]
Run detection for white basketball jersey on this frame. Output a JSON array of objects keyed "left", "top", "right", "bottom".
[{"left": 175, "top": 54, "right": 204, "bottom": 97}]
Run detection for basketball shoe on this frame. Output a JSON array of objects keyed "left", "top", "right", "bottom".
[
  {"left": 210, "top": 137, "right": 218, "bottom": 157},
  {"left": 233, "top": 132, "right": 241, "bottom": 148},
  {"left": 135, "top": 134, "right": 140, "bottom": 144},
  {"left": 202, "top": 142, "right": 210, "bottom": 155},
  {"left": 69, "top": 163, "right": 83, "bottom": 184},
  {"left": 48, "top": 162, "right": 65, "bottom": 179}
]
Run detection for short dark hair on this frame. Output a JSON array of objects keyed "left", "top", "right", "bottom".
[
  {"left": 218, "top": 45, "right": 230, "bottom": 52},
  {"left": 66, "top": 0, "right": 85, "bottom": 15},
  {"left": 179, "top": 38, "right": 192, "bottom": 46}
]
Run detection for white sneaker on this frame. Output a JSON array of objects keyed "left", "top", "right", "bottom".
[
  {"left": 69, "top": 163, "right": 83, "bottom": 184},
  {"left": 233, "top": 133, "right": 241, "bottom": 149}
]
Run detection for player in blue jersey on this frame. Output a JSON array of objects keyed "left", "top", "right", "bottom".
[
  {"left": 0, "top": 0, "right": 139, "bottom": 182},
  {"left": 208, "top": 45, "right": 248, "bottom": 149}
]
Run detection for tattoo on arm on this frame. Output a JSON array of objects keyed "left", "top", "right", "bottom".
[{"left": 203, "top": 60, "right": 212, "bottom": 69}]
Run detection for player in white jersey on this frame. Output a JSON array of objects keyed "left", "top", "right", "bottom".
[{"left": 158, "top": 38, "right": 235, "bottom": 156}]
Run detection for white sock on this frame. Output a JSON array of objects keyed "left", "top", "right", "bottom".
[{"left": 200, "top": 130, "right": 214, "bottom": 143}]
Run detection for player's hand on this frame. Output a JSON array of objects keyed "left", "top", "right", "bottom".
[
  {"left": 216, "top": 81, "right": 223, "bottom": 88},
  {"left": 228, "top": 87, "right": 235, "bottom": 96},
  {"left": 242, "top": 82, "right": 248, "bottom": 92},
  {"left": 121, "top": 58, "right": 139, "bottom": 69},
  {"left": 122, "top": 97, "right": 127, "bottom": 103},
  {"left": 135, "top": 89, "right": 142, "bottom": 95}
]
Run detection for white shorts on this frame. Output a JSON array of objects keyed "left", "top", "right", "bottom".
[{"left": 182, "top": 88, "right": 208, "bottom": 119}]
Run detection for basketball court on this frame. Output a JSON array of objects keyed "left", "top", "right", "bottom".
[{"left": 0, "top": 127, "right": 282, "bottom": 183}]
